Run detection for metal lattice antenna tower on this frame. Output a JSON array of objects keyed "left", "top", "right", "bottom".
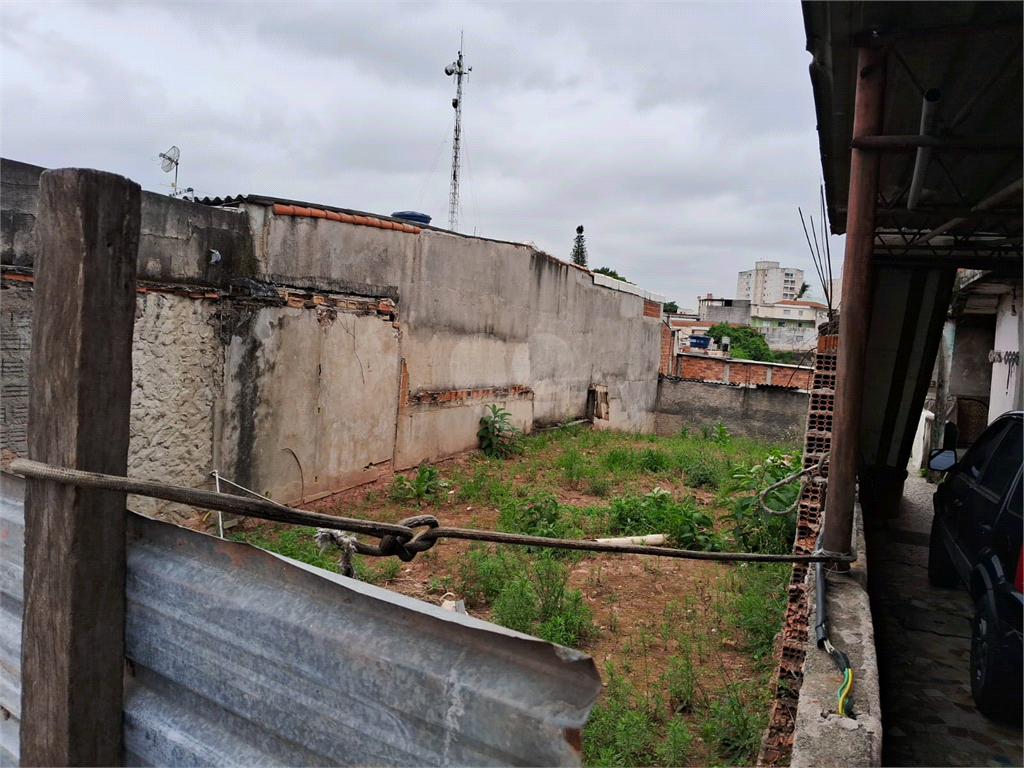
[{"left": 445, "top": 34, "right": 471, "bottom": 231}]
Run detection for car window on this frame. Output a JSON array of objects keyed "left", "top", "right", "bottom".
[
  {"left": 958, "top": 423, "right": 1009, "bottom": 483},
  {"left": 979, "top": 423, "right": 1022, "bottom": 498}
]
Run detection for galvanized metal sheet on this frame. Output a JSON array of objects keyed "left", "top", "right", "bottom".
[
  {"left": 0, "top": 471, "right": 600, "bottom": 767},
  {"left": 0, "top": 473, "right": 24, "bottom": 768}
]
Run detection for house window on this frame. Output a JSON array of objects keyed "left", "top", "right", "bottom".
[
  {"left": 783, "top": 309, "right": 791, "bottom": 315},
  {"left": 778, "top": 321, "right": 786, "bottom": 327}
]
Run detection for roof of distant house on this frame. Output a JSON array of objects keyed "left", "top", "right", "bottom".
[{"left": 775, "top": 300, "right": 829, "bottom": 309}]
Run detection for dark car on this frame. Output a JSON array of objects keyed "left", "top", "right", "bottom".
[{"left": 927, "top": 410, "right": 1022, "bottom": 724}]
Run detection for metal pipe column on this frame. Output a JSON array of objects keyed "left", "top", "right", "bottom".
[{"left": 821, "top": 43, "right": 887, "bottom": 559}]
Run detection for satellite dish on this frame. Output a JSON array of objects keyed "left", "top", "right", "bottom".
[{"left": 159, "top": 146, "right": 179, "bottom": 173}]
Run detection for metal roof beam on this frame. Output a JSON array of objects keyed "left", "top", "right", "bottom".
[
  {"left": 851, "top": 135, "right": 1022, "bottom": 153},
  {"left": 911, "top": 178, "right": 1024, "bottom": 245}
]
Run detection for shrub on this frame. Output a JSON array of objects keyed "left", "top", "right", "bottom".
[
  {"left": 725, "top": 450, "right": 801, "bottom": 554},
  {"left": 609, "top": 488, "right": 722, "bottom": 550},
  {"left": 477, "top": 404, "right": 522, "bottom": 457}
]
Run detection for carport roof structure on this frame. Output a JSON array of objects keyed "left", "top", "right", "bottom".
[{"left": 801, "top": 1, "right": 1022, "bottom": 553}]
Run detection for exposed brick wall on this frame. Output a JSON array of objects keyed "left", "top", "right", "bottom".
[
  {"left": 659, "top": 322, "right": 673, "bottom": 376},
  {"left": 643, "top": 299, "right": 661, "bottom": 318},
  {"left": 674, "top": 353, "right": 814, "bottom": 390}
]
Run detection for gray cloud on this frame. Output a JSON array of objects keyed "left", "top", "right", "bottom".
[{"left": 1, "top": 0, "right": 843, "bottom": 306}]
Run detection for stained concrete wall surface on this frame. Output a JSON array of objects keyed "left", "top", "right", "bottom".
[
  {"left": 2, "top": 158, "right": 661, "bottom": 505},
  {"left": 988, "top": 290, "right": 1023, "bottom": 422},
  {"left": 950, "top": 317, "right": 995, "bottom": 400},
  {"left": 130, "top": 292, "right": 223, "bottom": 521},
  {"left": 221, "top": 304, "right": 401, "bottom": 503},
  {"left": 653, "top": 377, "right": 809, "bottom": 443},
  {"left": 253, "top": 207, "right": 661, "bottom": 469},
  {"left": 1, "top": 282, "right": 222, "bottom": 522}
]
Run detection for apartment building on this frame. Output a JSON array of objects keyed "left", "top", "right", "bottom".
[{"left": 736, "top": 261, "right": 804, "bottom": 304}]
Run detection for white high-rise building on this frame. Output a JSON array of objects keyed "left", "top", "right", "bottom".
[{"left": 736, "top": 261, "right": 804, "bottom": 304}]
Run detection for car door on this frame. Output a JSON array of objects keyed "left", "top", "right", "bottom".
[
  {"left": 964, "top": 421, "right": 1023, "bottom": 564},
  {"left": 942, "top": 420, "right": 1010, "bottom": 569}
]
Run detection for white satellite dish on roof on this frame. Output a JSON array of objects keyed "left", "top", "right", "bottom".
[
  {"left": 155, "top": 145, "right": 192, "bottom": 198},
  {"left": 159, "top": 145, "right": 179, "bottom": 173}
]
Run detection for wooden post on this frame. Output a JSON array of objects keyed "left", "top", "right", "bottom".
[
  {"left": 820, "top": 44, "right": 887, "bottom": 559},
  {"left": 20, "top": 169, "right": 140, "bottom": 766}
]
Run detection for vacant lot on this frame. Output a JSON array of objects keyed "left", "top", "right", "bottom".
[{"left": 232, "top": 423, "right": 802, "bottom": 767}]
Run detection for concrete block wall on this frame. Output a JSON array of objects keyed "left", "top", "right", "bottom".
[{"left": 653, "top": 377, "right": 809, "bottom": 444}]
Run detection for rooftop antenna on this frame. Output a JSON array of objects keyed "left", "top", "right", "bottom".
[
  {"left": 445, "top": 33, "right": 471, "bottom": 231},
  {"left": 156, "top": 145, "right": 194, "bottom": 199},
  {"left": 158, "top": 146, "right": 180, "bottom": 193}
]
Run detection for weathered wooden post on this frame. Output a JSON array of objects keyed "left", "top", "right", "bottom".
[{"left": 20, "top": 169, "right": 140, "bottom": 766}]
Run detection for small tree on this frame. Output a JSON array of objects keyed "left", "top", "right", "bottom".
[
  {"left": 593, "top": 266, "right": 632, "bottom": 284},
  {"left": 796, "top": 282, "right": 811, "bottom": 299},
  {"left": 571, "top": 225, "right": 588, "bottom": 267},
  {"left": 663, "top": 301, "right": 679, "bottom": 313}
]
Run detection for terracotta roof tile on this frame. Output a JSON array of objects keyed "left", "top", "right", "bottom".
[{"left": 270, "top": 204, "right": 421, "bottom": 234}]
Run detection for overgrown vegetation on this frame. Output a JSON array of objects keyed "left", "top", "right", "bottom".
[
  {"left": 477, "top": 404, "right": 522, "bottom": 457},
  {"left": 235, "top": 424, "right": 801, "bottom": 766},
  {"left": 706, "top": 322, "right": 776, "bottom": 362}
]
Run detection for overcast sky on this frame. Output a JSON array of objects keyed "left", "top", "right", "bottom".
[{"left": 1, "top": 0, "right": 844, "bottom": 308}]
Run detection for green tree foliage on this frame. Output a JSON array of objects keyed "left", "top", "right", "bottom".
[
  {"left": 705, "top": 322, "right": 776, "bottom": 362},
  {"left": 593, "top": 266, "right": 632, "bottom": 284},
  {"left": 662, "top": 300, "right": 679, "bottom": 313},
  {"left": 571, "top": 225, "right": 588, "bottom": 267},
  {"left": 796, "top": 281, "right": 811, "bottom": 299}
]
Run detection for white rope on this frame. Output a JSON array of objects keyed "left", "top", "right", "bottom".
[{"left": 315, "top": 528, "right": 358, "bottom": 577}]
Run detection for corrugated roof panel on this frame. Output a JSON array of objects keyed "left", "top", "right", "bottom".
[{"left": 0, "top": 473, "right": 600, "bottom": 767}]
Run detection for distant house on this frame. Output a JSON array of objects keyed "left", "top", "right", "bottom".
[
  {"left": 696, "top": 294, "right": 751, "bottom": 325},
  {"left": 750, "top": 300, "right": 830, "bottom": 351}
]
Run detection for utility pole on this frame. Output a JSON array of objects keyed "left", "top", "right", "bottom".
[{"left": 445, "top": 34, "right": 471, "bottom": 231}]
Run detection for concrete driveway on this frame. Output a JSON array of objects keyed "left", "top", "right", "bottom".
[{"left": 866, "top": 474, "right": 1022, "bottom": 767}]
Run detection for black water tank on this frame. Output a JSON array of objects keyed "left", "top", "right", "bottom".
[{"left": 391, "top": 211, "right": 431, "bottom": 225}]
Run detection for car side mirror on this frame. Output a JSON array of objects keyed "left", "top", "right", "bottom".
[
  {"left": 929, "top": 448, "right": 957, "bottom": 472},
  {"left": 942, "top": 421, "right": 959, "bottom": 450}
]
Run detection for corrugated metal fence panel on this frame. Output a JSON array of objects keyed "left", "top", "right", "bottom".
[
  {"left": 0, "top": 474, "right": 24, "bottom": 767},
  {"left": 0, "top": 472, "right": 600, "bottom": 766}
]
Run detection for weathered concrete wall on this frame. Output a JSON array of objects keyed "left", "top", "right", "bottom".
[
  {"left": 654, "top": 376, "right": 808, "bottom": 443},
  {"left": 0, "top": 279, "right": 32, "bottom": 463},
  {"left": 250, "top": 207, "right": 661, "bottom": 467},
  {"left": 220, "top": 301, "right": 401, "bottom": 503},
  {"left": 2, "top": 159, "right": 251, "bottom": 286},
  {"left": 129, "top": 291, "right": 223, "bottom": 521},
  {"left": 950, "top": 316, "right": 995, "bottom": 400},
  {"left": 3, "top": 159, "right": 662, "bottom": 506},
  {"left": 1, "top": 280, "right": 222, "bottom": 522}
]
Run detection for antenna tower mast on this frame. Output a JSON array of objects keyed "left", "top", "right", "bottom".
[{"left": 445, "top": 34, "right": 471, "bottom": 231}]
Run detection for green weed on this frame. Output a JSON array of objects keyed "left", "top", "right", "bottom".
[{"left": 389, "top": 464, "right": 442, "bottom": 504}]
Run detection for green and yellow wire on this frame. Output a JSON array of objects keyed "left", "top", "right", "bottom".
[
  {"left": 837, "top": 667, "right": 853, "bottom": 716},
  {"left": 823, "top": 638, "right": 853, "bottom": 717}
]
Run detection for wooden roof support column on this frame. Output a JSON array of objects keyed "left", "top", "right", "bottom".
[
  {"left": 821, "top": 44, "right": 887, "bottom": 561},
  {"left": 20, "top": 169, "right": 140, "bottom": 765}
]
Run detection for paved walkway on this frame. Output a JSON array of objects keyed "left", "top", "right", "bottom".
[{"left": 866, "top": 474, "right": 1022, "bottom": 767}]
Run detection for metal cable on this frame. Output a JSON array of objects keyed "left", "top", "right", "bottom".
[
  {"left": 10, "top": 458, "right": 854, "bottom": 564},
  {"left": 758, "top": 451, "right": 829, "bottom": 516}
]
